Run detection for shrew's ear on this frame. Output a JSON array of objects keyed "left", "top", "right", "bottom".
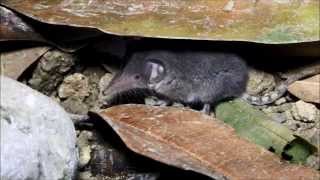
[{"left": 145, "top": 60, "right": 165, "bottom": 84}]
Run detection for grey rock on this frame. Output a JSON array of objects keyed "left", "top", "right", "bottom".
[
  {"left": 79, "top": 171, "right": 96, "bottom": 180},
  {"left": 58, "top": 73, "right": 91, "bottom": 115},
  {"left": 58, "top": 73, "right": 90, "bottom": 100},
  {"left": 310, "top": 128, "right": 320, "bottom": 149},
  {"left": 274, "top": 97, "right": 287, "bottom": 105},
  {"left": 281, "top": 101, "right": 319, "bottom": 141},
  {"left": 28, "top": 49, "right": 76, "bottom": 95},
  {"left": 82, "top": 66, "right": 106, "bottom": 109},
  {"left": 262, "top": 103, "right": 292, "bottom": 114},
  {"left": 98, "top": 73, "right": 114, "bottom": 105},
  {"left": 306, "top": 155, "right": 320, "bottom": 170},
  {"left": 1, "top": 76, "right": 78, "bottom": 180},
  {"left": 246, "top": 69, "right": 276, "bottom": 95},
  {"left": 61, "top": 97, "right": 89, "bottom": 115},
  {"left": 269, "top": 112, "right": 287, "bottom": 124}
]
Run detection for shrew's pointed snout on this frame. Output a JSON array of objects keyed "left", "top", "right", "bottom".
[{"left": 99, "top": 73, "right": 145, "bottom": 105}]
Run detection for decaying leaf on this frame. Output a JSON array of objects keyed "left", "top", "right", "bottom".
[
  {"left": 288, "top": 75, "right": 320, "bottom": 104},
  {"left": 215, "top": 99, "right": 317, "bottom": 163},
  {"left": 0, "top": 6, "right": 46, "bottom": 42},
  {"left": 0, "top": 5, "right": 102, "bottom": 52},
  {"left": 1, "top": 0, "right": 319, "bottom": 44},
  {"left": 0, "top": 47, "right": 49, "bottom": 79},
  {"left": 98, "top": 104, "right": 319, "bottom": 180}
]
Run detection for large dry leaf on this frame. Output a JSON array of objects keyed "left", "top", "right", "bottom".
[
  {"left": 1, "top": 0, "right": 319, "bottom": 44},
  {"left": 0, "top": 6, "right": 46, "bottom": 42},
  {"left": 0, "top": 47, "right": 49, "bottom": 79},
  {"left": 98, "top": 104, "right": 319, "bottom": 180},
  {"left": 288, "top": 75, "right": 320, "bottom": 104},
  {"left": 0, "top": 5, "right": 101, "bottom": 52}
]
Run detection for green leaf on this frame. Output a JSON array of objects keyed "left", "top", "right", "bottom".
[{"left": 215, "top": 99, "right": 317, "bottom": 163}]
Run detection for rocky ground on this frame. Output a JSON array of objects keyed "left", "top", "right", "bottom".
[{"left": 18, "top": 48, "right": 320, "bottom": 179}]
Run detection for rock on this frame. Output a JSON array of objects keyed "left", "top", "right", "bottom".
[
  {"left": 77, "top": 131, "right": 93, "bottom": 168},
  {"left": 28, "top": 49, "right": 76, "bottom": 95},
  {"left": 263, "top": 100, "right": 319, "bottom": 140},
  {"left": 275, "top": 97, "right": 287, "bottom": 105},
  {"left": 78, "top": 128, "right": 161, "bottom": 179},
  {"left": 268, "top": 112, "right": 287, "bottom": 123},
  {"left": 82, "top": 66, "right": 106, "bottom": 109},
  {"left": 0, "top": 76, "right": 78, "bottom": 180},
  {"left": 310, "top": 129, "right": 320, "bottom": 149},
  {"left": 78, "top": 171, "right": 95, "bottom": 180},
  {"left": 58, "top": 73, "right": 91, "bottom": 114},
  {"left": 98, "top": 73, "right": 114, "bottom": 104},
  {"left": 61, "top": 97, "right": 89, "bottom": 115},
  {"left": 291, "top": 100, "right": 319, "bottom": 123},
  {"left": 58, "top": 73, "right": 90, "bottom": 99},
  {"left": 261, "top": 103, "right": 292, "bottom": 114},
  {"left": 278, "top": 101, "right": 320, "bottom": 141},
  {"left": 288, "top": 75, "right": 320, "bottom": 104},
  {"left": 306, "top": 155, "right": 320, "bottom": 170},
  {"left": 246, "top": 69, "right": 276, "bottom": 95}
]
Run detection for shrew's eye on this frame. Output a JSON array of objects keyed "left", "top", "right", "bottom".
[{"left": 134, "top": 74, "right": 141, "bottom": 80}]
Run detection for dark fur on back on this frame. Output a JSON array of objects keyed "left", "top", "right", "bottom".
[{"left": 112, "top": 50, "right": 249, "bottom": 105}]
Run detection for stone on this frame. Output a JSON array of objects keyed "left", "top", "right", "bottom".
[
  {"left": 261, "top": 103, "right": 292, "bottom": 114},
  {"left": 269, "top": 112, "right": 287, "bottom": 123},
  {"left": 78, "top": 171, "right": 95, "bottom": 180},
  {"left": 61, "top": 97, "right": 89, "bottom": 115},
  {"left": 98, "top": 73, "right": 114, "bottom": 104},
  {"left": 28, "top": 49, "right": 76, "bottom": 95},
  {"left": 310, "top": 129, "right": 320, "bottom": 149},
  {"left": 58, "top": 73, "right": 89, "bottom": 99},
  {"left": 277, "top": 101, "right": 320, "bottom": 141},
  {"left": 306, "top": 155, "right": 320, "bottom": 170},
  {"left": 77, "top": 131, "right": 93, "bottom": 168},
  {"left": 288, "top": 75, "right": 320, "bottom": 104},
  {"left": 275, "top": 97, "right": 287, "bottom": 105},
  {"left": 246, "top": 69, "right": 276, "bottom": 96},
  {"left": 291, "top": 100, "right": 319, "bottom": 123},
  {"left": 58, "top": 73, "right": 91, "bottom": 114},
  {"left": 82, "top": 66, "right": 106, "bottom": 109},
  {"left": 0, "top": 76, "right": 78, "bottom": 180}
]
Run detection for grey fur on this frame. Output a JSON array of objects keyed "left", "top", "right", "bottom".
[{"left": 102, "top": 50, "right": 248, "bottom": 106}]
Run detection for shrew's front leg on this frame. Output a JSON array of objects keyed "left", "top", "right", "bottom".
[{"left": 201, "top": 103, "right": 211, "bottom": 115}]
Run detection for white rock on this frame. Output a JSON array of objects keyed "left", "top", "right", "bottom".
[
  {"left": 291, "top": 100, "right": 320, "bottom": 123},
  {"left": 1, "top": 76, "right": 78, "bottom": 180}
]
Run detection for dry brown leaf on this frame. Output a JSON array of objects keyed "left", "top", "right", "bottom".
[
  {"left": 98, "top": 104, "right": 319, "bottom": 180},
  {"left": 0, "top": 47, "right": 49, "bottom": 79},
  {"left": 0, "top": 6, "right": 46, "bottom": 42},
  {"left": 2, "top": 0, "right": 319, "bottom": 44},
  {"left": 288, "top": 75, "right": 320, "bottom": 104}
]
